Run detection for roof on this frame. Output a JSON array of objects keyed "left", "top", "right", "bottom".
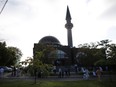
[{"left": 39, "top": 36, "right": 60, "bottom": 45}]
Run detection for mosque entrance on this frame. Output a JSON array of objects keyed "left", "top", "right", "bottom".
[{"left": 48, "top": 49, "right": 69, "bottom": 66}]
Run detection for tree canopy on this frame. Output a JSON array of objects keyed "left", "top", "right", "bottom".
[
  {"left": 0, "top": 41, "right": 22, "bottom": 66},
  {"left": 77, "top": 39, "right": 116, "bottom": 66}
]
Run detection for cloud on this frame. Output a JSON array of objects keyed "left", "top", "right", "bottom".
[
  {"left": 105, "top": 0, "right": 116, "bottom": 4},
  {"left": 100, "top": 4, "right": 116, "bottom": 20},
  {"left": 3, "top": 0, "right": 22, "bottom": 12},
  {"left": 1, "top": 0, "right": 116, "bottom": 60},
  {"left": 106, "top": 26, "right": 116, "bottom": 41},
  {"left": 86, "top": 0, "right": 91, "bottom": 3},
  {"left": 2, "top": 0, "right": 33, "bottom": 19}
]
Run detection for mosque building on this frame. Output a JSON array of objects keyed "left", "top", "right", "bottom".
[{"left": 33, "top": 6, "right": 79, "bottom": 66}]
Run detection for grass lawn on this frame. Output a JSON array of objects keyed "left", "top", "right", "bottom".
[{"left": 0, "top": 79, "right": 116, "bottom": 87}]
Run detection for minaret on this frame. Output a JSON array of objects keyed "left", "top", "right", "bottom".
[{"left": 65, "top": 6, "right": 73, "bottom": 47}]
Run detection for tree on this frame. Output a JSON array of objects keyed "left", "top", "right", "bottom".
[
  {"left": 0, "top": 41, "right": 22, "bottom": 66},
  {"left": 7, "top": 47, "right": 22, "bottom": 66},
  {"left": 86, "top": 39, "right": 116, "bottom": 68},
  {"left": 97, "top": 39, "right": 111, "bottom": 48},
  {"left": 0, "top": 41, "right": 8, "bottom": 65},
  {"left": 106, "top": 44, "right": 116, "bottom": 66},
  {"left": 28, "top": 51, "right": 52, "bottom": 84},
  {"left": 94, "top": 39, "right": 112, "bottom": 66},
  {"left": 77, "top": 40, "right": 107, "bottom": 66},
  {"left": 34, "top": 44, "right": 55, "bottom": 64},
  {"left": 76, "top": 48, "right": 103, "bottom": 66}
]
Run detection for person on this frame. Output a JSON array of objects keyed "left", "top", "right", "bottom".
[
  {"left": 81, "top": 67, "right": 85, "bottom": 73},
  {"left": 74, "top": 64, "right": 78, "bottom": 74},
  {"left": 99, "top": 67, "right": 103, "bottom": 72},
  {"left": 53, "top": 66, "right": 56, "bottom": 74},
  {"left": 13, "top": 66, "right": 16, "bottom": 77},
  {"left": 83, "top": 68, "right": 89, "bottom": 80},
  {"left": 81, "top": 67, "right": 86, "bottom": 79},
  {"left": 105, "top": 66, "right": 108, "bottom": 71},
  {"left": 67, "top": 68, "right": 70, "bottom": 76},
  {"left": 58, "top": 68, "right": 62, "bottom": 78},
  {"left": 92, "top": 71, "right": 96, "bottom": 77},
  {"left": 0, "top": 68, "right": 4, "bottom": 78},
  {"left": 64, "top": 67, "right": 68, "bottom": 76},
  {"left": 96, "top": 68, "right": 102, "bottom": 81}
]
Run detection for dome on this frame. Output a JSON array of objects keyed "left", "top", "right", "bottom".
[{"left": 39, "top": 36, "right": 60, "bottom": 44}]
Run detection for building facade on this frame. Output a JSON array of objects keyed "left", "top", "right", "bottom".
[{"left": 33, "top": 6, "right": 79, "bottom": 66}]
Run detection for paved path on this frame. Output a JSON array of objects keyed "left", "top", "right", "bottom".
[
  {"left": 0, "top": 72, "right": 116, "bottom": 81},
  {"left": 0, "top": 74, "right": 108, "bottom": 81}
]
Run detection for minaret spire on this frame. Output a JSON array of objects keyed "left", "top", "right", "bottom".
[
  {"left": 65, "top": 6, "right": 73, "bottom": 47},
  {"left": 66, "top": 6, "right": 71, "bottom": 21}
]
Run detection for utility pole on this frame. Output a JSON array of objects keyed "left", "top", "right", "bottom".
[{"left": 0, "top": 0, "right": 8, "bottom": 14}]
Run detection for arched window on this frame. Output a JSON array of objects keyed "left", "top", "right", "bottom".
[{"left": 48, "top": 50, "right": 68, "bottom": 59}]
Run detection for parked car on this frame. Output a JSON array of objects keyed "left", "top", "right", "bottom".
[{"left": 0, "top": 66, "right": 12, "bottom": 72}]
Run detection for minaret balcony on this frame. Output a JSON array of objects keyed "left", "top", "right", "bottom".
[{"left": 65, "top": 22, "right": 73, "bottom": 29}]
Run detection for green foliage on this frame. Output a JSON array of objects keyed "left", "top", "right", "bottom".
[
  {"left": 28, "top": 50, "right": 53, "bottom": 78},
  {"left": 94, "top": 59, "right": 107, "bottom": 66},
  {"left": 77, "top": 39, "right": 116, "bottom": 66},
  {"left": 98, "top": 39, "right": 111, "bottom": 48},
  {"left": 7, "top": 47, "right": 22, "bottom": 64},
  {"left": 34, "top": 44, "right": 57, "bottom": 65},
  {"left": 0, "top": 41, "right": 22, "bottom": 66},
  {"left": 76, "top": 48, "right": 104, "bottom": 66},
  {"left": 106, "top": 44, "right": 116, "bottom": 65}
]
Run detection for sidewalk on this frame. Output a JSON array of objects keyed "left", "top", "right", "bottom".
[
  {"left": 1, "top": 72, "right": 116, "bottom": 81},
  {"left": 1, "top": 73, "right": 96, "bottom": 81}
]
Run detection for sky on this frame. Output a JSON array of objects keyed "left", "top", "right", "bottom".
[{"left": 0, "top": 0, "right": 116, "bottom": 61}]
